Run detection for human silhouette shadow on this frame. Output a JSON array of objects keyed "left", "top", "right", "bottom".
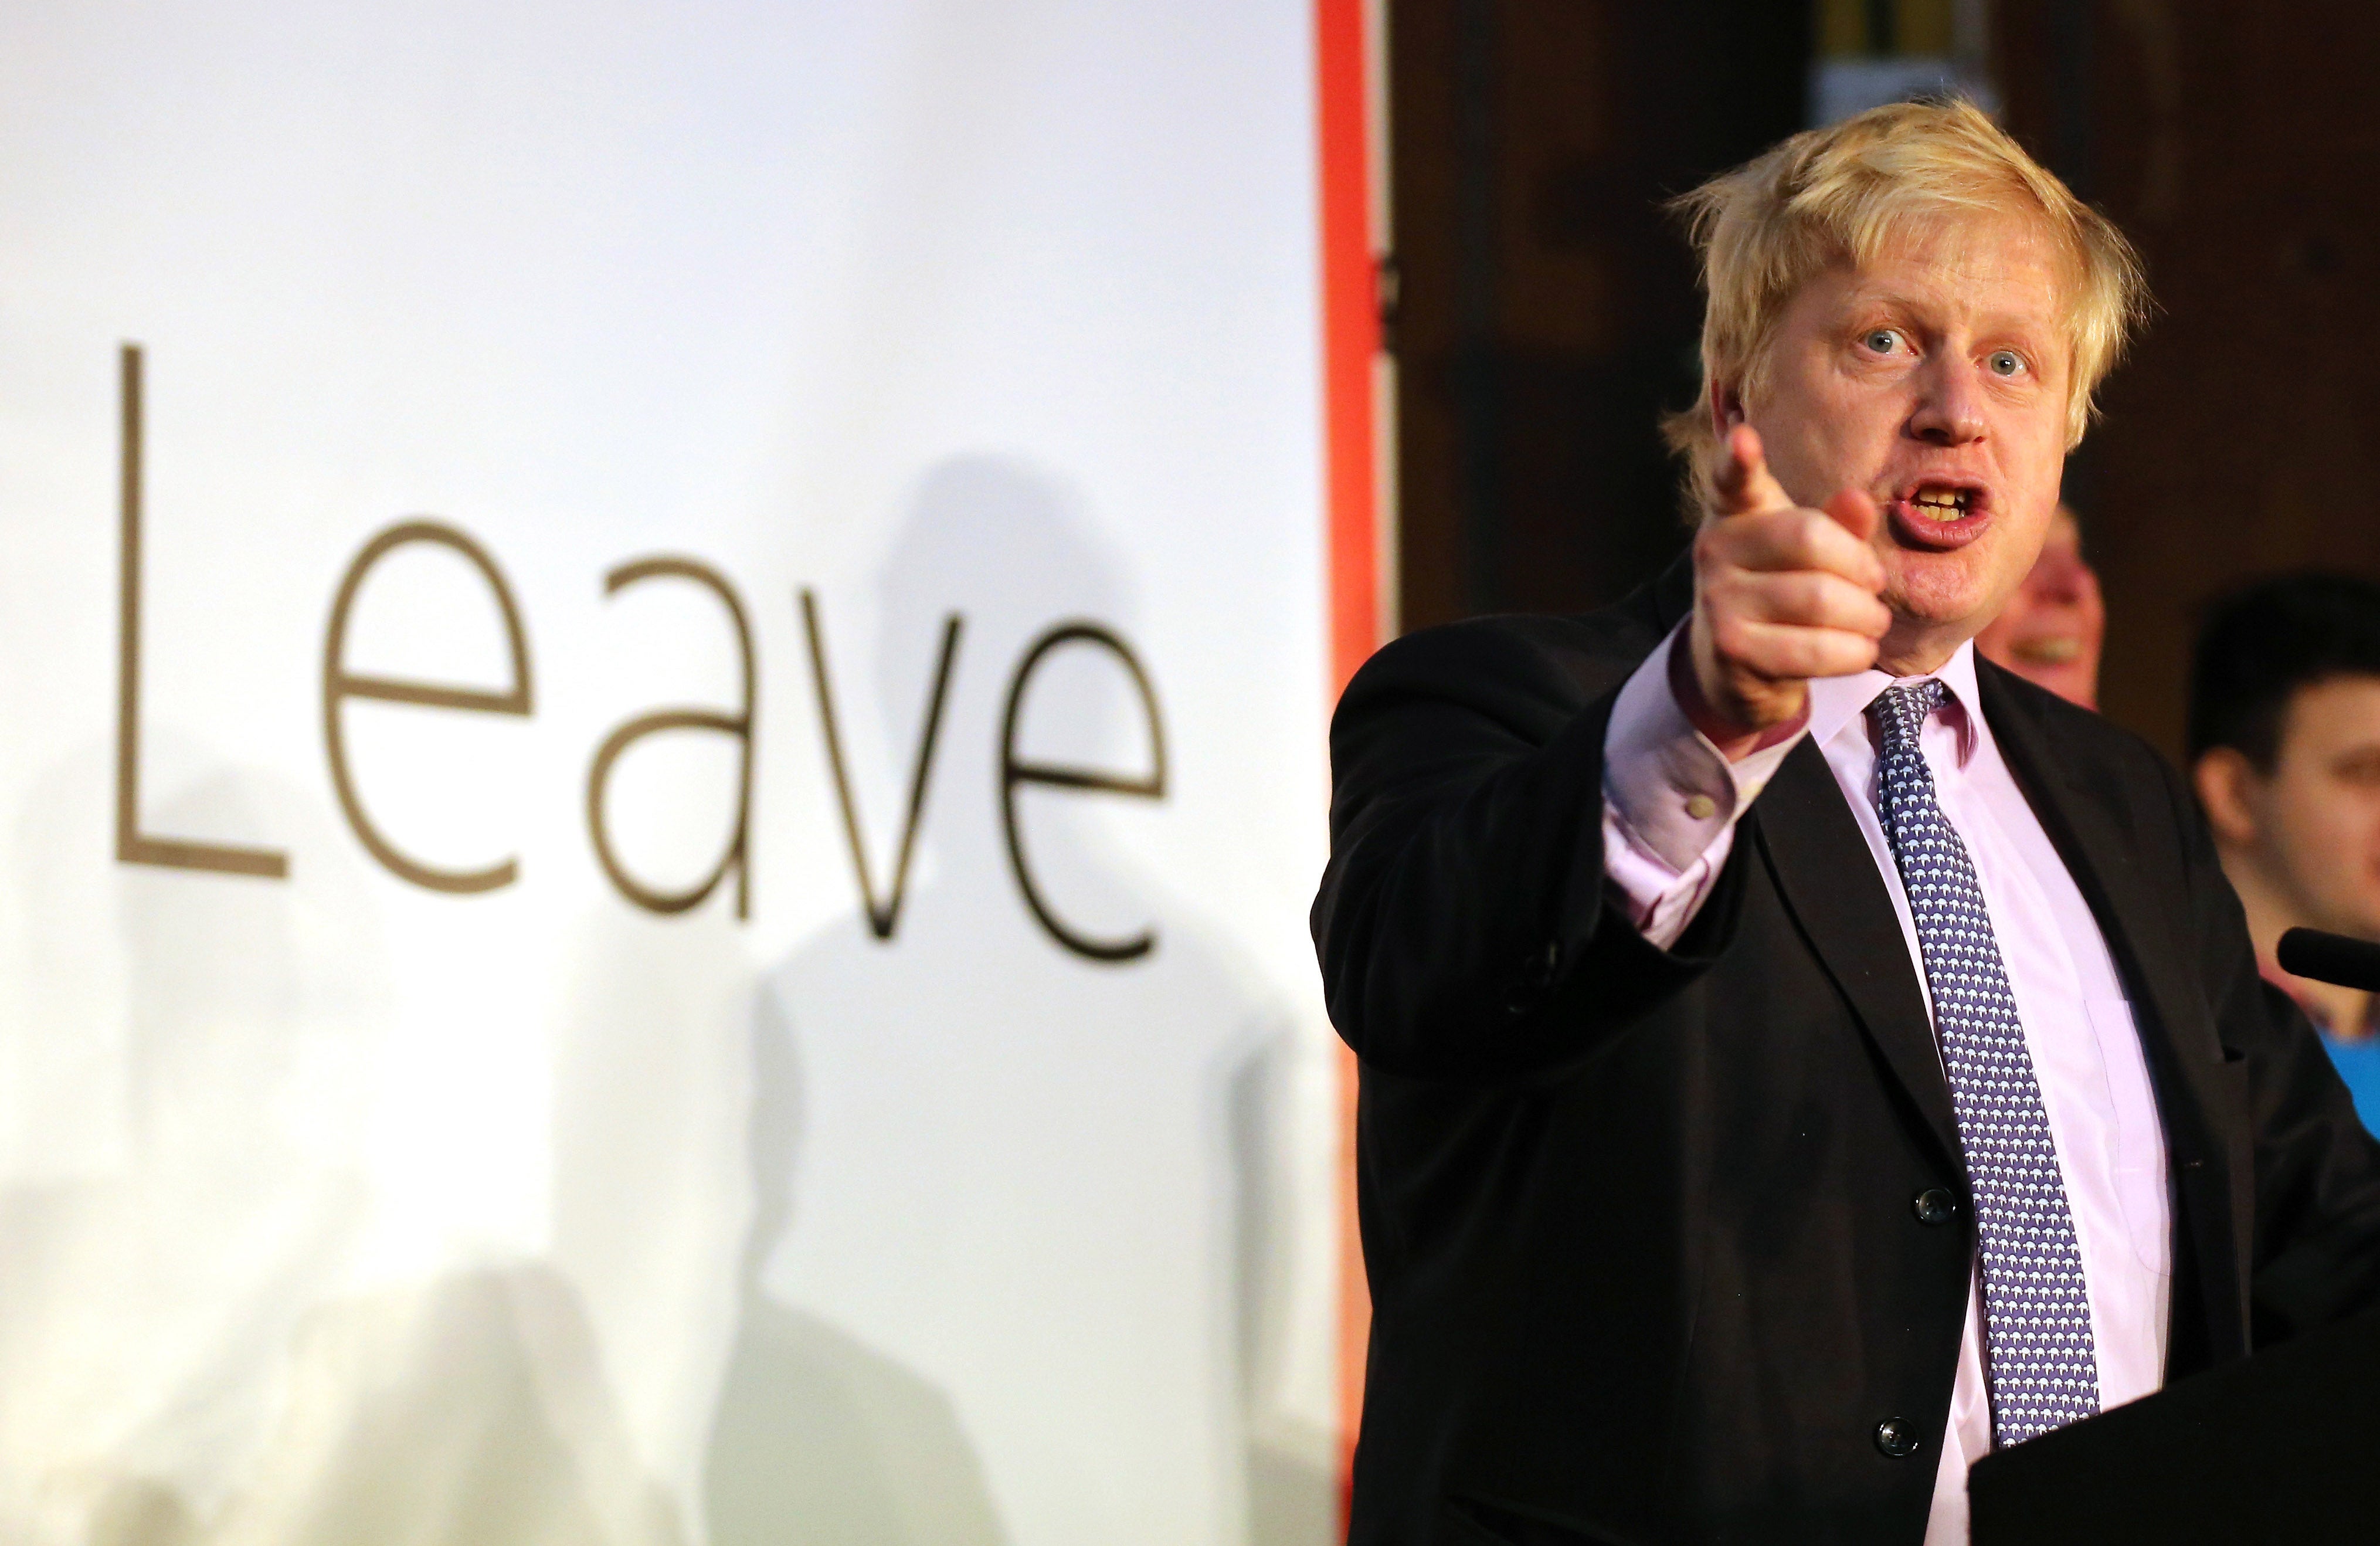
[
  {"left": 709, "top": 455, "right": 1332, "bottom": 1544},
  {"left": 0, "top": 757, "right": 378, "bottom": 1538},
  {"left": 206, "top": 1264, "right": 684, "bottom": 1546},
  {"left": 0, "top": 752, "right": 680, "bottom": 1546},
  {"left": 702, "top": 987, "right": 1011, "bottom": 1546}
]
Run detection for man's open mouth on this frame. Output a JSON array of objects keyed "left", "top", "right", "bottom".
[
  {"left": 1909, "top": 484, "right": 1977, "bottom": 520},
  {"left": 1886, "top": 480, "right": 1992, "bottom": 550}
]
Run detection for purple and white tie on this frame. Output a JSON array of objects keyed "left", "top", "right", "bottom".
[{"left": 1872, "top": 680, "right": 2099, "bottom": 1446}]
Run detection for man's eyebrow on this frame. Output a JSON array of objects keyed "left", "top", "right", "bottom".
[
  {"left": 1836, "top": 287, "right": 1925, "bottom": 321},
  {"left": 1970, "top": 297, "right": 2054, "bottom": 328}
]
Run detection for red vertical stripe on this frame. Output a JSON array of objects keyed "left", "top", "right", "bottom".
[
  {"left": 1313, "top": 0, "right": 1380, "bottom": 1528},
  {"left": 1318, "top": 0, "right": 1380, "bottom": 697}
]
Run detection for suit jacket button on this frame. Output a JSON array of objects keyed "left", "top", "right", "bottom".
[
  {"left": 1912, "top": 1188, "right": 1957, "bottom": 1226},
  {"left": 1503, "top": 940, "right": 1561, "bottom": 1015},
  {"left": 1874, "top": 1418, "right": 1920, "bottom": 1458}
]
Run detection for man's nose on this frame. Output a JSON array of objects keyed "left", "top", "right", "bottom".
[{"left": 1906, "top": 358, "right": 1987, "bottom": 446}]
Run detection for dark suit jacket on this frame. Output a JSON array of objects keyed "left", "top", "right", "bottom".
[{"left": 1311, "top": 559, "right": 2380, "bottom": 1546}]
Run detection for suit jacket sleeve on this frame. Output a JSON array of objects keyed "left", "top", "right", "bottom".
[{"left": 1310, "top": 613, "right": 1747, "bottom": 1084}]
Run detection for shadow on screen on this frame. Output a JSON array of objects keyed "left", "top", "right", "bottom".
[
  {"left": 1, "top": 757, "right": 681, "bottom": 1546},
  {"left": 703, "top": 986, "right": 1011, "bottom": 1546},
  {"left": 185, "top": 1266, "right": 684, "bottom": 1546},
  {"left": 708, "top": 454, "right": 1331, "bottom": 1544}
]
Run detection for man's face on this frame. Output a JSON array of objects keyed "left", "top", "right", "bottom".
[
  {"left": 2245, "top": 677, "right": 2380, "bottom": 941},
  {"left": 1974, "top": 506, "right": 2106, "bottom": 708},
  {"left": 1732, "top": 218, "right": 2073, "bottom": 666}
]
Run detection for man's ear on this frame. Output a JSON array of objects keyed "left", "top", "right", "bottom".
[
  {"left": 2193, "top": 747, "right": 2263, "bottom": 850},
  {"left": 1709, "top": 378, "right": 1746, "bottom": 439}
]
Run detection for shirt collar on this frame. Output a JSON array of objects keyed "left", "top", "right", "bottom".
[{"left": 1807, "top": 638, "right": 1984, "bottom": 767}]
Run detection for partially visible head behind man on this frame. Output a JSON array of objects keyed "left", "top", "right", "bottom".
[
  {"left": 1974, "top": 503, "right": 2105, "bottom": 708},
  {"left": 1667, "top": 99, "right": 2145, "bottom": 497},
  {"left": 2189, "top": 573, "right": 2380, "bottom": 1029},
  {"left": 2189, "top": 574, "right": 2380, "bottom": 772}
]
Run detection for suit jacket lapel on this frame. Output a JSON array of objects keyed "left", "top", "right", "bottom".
[
  {"left": 1753, "top": 740, "right": 1963, "bottom": 1169},
  {"left": 1978, "top": 664, "right": 2252, "bottom": 1363}
]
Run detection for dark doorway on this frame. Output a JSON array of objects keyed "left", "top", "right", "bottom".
[
  {"left": 1995, "top": 0, "right": 2380, "bottom": 755},
  {"left": 1386, "top": 0, "right": 1812, "bottom": 632}
]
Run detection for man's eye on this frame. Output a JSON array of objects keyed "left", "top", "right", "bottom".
[
  {"left": 1987, "top": 350, "right": 2025, "bottom": 376},
  {"left": 1862, "top": 329, "right": 1902, "bottom": 354}
]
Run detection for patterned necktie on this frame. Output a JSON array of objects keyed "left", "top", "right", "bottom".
[{"left": 1871, "top": 680, "right": 2099, "bottom": 1446}]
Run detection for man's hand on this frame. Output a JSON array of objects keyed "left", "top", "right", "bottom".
[{"left": 1683, "top": 425, "right": 1890, "bottom": 759}]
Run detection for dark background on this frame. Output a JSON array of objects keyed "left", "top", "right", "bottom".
[{"left": 1386, "top": 0, "right": 2380, "bottom": 760}]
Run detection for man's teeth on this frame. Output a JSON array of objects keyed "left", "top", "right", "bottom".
[{"left": 1910, "top": 487, "right": 1972, "bottom": 518}]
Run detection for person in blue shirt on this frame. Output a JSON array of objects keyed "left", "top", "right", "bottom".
[{"left": 2191, "top": 574, "right": 2380, "bottom": 1128}]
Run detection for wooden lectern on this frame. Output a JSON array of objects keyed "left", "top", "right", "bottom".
[{"left": 1968, "top": 1305, "right": 2380, "bottom": 1543}]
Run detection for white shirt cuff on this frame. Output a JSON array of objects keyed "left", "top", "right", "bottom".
[{"left": 1600, "top": 623, "right": 1805, "bottom": 945}]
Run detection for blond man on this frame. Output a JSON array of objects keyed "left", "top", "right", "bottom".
[{"left": 1313, "top": 101, "right": 2380, "bottom": 1545}]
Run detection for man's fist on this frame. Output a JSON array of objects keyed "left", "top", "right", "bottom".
[{"left": 1683, "top": 425, "right": 1890, "bottom": 757}]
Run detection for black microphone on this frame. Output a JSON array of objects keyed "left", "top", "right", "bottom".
[{"left": 2276, "top": 928, "right": 2380, "bottom": 993}]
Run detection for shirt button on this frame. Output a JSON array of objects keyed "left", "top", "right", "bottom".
[
  {"left": 1912, "top": 1188, "right": 1957, "bottom": 1226},
  {"left": 1684, "top": 793, "right": 1719, "bottom": 821},
  {"left": 1874, "top": 1418, "right": 1920, "bottom": 1458}
]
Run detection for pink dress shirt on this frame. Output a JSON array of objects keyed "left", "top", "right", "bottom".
[{"left": 1600, "top": 626, "right": 2172, "bottom": 1546}]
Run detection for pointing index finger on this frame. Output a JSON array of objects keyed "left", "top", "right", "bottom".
[
  {"left": 1712, "top": 424, "right": 1792, "bottom": 517},
  {"left": 1822, "top": 488, "right": 1887, "bottom": 592}
]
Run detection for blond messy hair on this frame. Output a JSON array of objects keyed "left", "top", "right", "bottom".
[{"left": 1662, "top": 98, "right": 2148, "bottom": 517}]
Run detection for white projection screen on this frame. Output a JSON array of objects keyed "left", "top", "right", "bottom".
[{"left": 0, "top": 5, "right": 1347, "bottom": 1544}]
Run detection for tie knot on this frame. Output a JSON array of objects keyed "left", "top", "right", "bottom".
[{"left": 1873, "top": 679, "right": 1947, "bottom": 754}]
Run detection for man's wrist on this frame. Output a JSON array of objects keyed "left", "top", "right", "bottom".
[{"left": 1669, "top": 630, "right": 1808, "bottom": 762}]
